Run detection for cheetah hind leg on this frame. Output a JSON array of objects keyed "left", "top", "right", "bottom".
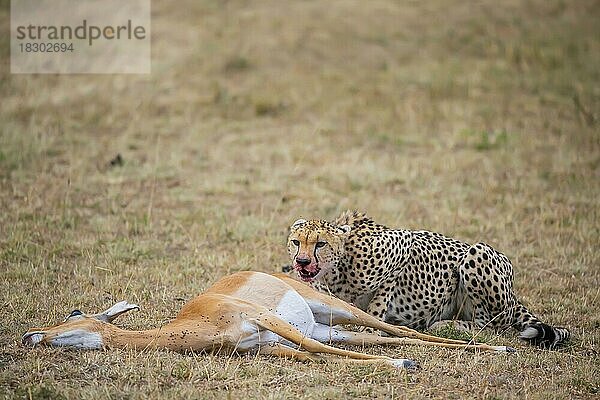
[
  {"left": 458, "top": 243, "right": 571, "bottom": 348},
  {"left": 513, "top": 303, "right": 571, "bottom": 349}
]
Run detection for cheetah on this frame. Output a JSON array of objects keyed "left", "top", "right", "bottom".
[{"left": 286, "top": 210, "right": 570, "bottom": 348}]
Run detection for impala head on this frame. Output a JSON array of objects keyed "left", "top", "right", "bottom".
[
  {"left": 287, "top": 218, "right": 351, "bottom": 282},
  {"left": 22, "top": 301, "right": 139, "bottom": 349}
]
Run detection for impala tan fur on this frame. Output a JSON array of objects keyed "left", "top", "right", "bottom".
[{"left": 23, "top": 272, "right": 514, "bottom": 368}]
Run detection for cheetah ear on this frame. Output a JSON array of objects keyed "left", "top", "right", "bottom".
[
  {"left": 337, "top": 225, "right": 351, "bottom": 234},
  {"left": 290, "top": 219, "right": 307, "bottom": 230}
]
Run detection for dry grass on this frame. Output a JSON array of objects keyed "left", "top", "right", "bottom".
[{"left": 1, "top": 0, "right": 599, "bottom": 398}]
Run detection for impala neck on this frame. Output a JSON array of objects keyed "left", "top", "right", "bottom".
[{"left": 105, "top": 322, "right": 222, "bottom": 352}]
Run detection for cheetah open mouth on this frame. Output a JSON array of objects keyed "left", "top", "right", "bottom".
[{"left": 297, "top": 267, "right": 320, "bottom": 282}]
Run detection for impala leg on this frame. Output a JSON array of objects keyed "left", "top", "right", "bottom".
[
  {"left": 310, "top": 324, "right": 512, "bottom": 352},
  {"left": 318, "top": 300, "right": 508, "bottom": 349},
  {"left": 274, "top": 275, "right": 473, "bottom": 346},
  {"left": 256, "top": 343, "right": 324, "bottom": 362},
  {"left": 247, "top": 310, "right": 418, "bottom": 369},
  {"left": 256, "top": 343, "right": 417, "bottom": 366}
]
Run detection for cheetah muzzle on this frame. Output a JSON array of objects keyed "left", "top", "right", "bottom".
[{"left": 296, "top": 265, "right": 320, "bottom": 282}]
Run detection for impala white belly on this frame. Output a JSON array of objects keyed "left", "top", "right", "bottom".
[
  {"left": 273, "top": 290, "right": 316, "bottom": 337},
  {"left": 235, "top": 289, "right": 317, "bottom": 351}
]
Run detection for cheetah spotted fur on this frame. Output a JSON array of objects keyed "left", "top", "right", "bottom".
[{"left": 286, "top": 210, "right": 570, "bottom": 348}]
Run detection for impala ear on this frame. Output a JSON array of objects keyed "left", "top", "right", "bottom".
[
  {"left": 290, "top": 218, "right": 307, "bottom": 230},
  {"left": 93, "top": 301, "right": 139, "bottom": 323},
  {"left": 337, "top": 225, "right": 351, "bottom": 234}
]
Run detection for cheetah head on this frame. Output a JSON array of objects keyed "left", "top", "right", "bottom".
[{"left": 287, "top": 218, "right": 351, "bottom": 282}]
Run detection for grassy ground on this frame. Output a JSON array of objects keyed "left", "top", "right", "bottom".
[{"left": 1, "top": 0, "right": 599, "bottom": 398}]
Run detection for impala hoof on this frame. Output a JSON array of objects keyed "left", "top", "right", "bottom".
[{"left": 390, "top": 359, "right": 419, "bottom": 369}]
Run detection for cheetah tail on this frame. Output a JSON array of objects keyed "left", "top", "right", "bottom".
[{"left": 519, "top": 323, "right": 571, "bottom": 349}]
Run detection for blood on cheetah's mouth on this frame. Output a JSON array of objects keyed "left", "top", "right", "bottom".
[{"left": 297, "top": 267, "right": 320, "bottom": 282}]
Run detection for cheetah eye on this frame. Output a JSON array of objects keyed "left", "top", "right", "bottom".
[
  {"left": 315, "top": 241, "right": 327, "bottom": 248},
  {"left": 291, "top": 239, "right": 300, "bottom": 246}
]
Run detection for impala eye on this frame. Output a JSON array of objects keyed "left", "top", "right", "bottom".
[
  {"left": 291, "top": 239, "right": 300, "bottom": 246},
  {"left": 315, "top": 241, "right": 327, "bottom": 248}
]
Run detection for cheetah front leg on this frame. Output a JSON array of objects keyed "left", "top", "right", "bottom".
[{"left": 364, "top": 281, "right": 397, "bottom": 334}]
